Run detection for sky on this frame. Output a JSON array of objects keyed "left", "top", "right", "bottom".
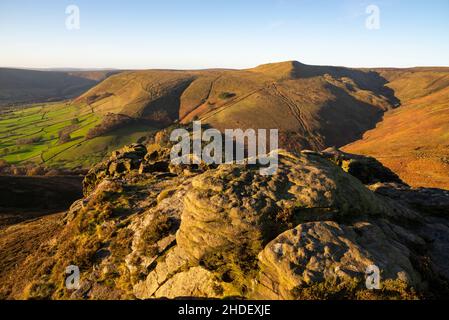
[{"left": 1, "top": 0, "right": 448, "bottom": 69}]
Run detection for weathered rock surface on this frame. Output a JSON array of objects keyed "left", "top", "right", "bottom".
[
  {"left": 83, "top": 143, "right": 150, "bottom": 196},
  {"left": 256, "top": 220, "right": 422, "bottom": 299},
  {"left": 12, "top": 144, "right": 449, "bottom": 300}
]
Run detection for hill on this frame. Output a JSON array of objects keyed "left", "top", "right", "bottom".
[
  {"left": 78, "top": 61, "right": 398, "bottom": 151},
  {"left": 0, "top": 68, "right": 117, "bottom": 107},
  {"left": 343, "top": 67, "right": 449, "bottom": 189}
]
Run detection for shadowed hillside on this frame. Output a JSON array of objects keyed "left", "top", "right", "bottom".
[
  {"left": 343, "top": 68, "right": 449, "bottom": 189},
  {"left": 0, "top": 68, "right": 118, "bottom": 107},
  {"left": 0, "top": 175, "right": 83, "bottom": 227}
]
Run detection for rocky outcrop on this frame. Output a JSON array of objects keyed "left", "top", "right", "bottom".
[
  {"left": 82, "top": 143, "right": 171, "bottom": 196},
  {"left": 319, "top": 147, "right": 405, "bottom": 185},
  {"left": 15, "top": 144, "right": 449, "bottom": 300}
]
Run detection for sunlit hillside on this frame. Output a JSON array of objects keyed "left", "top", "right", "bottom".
[{"left": 343, "top": 68, "right": 449, "bottom": 189}]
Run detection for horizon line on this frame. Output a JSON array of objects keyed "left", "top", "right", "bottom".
[{"left": 1, "top": 60, "right": 449, "bottom": 72}]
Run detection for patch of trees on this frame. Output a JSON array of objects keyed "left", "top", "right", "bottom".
[
  {"left": 58, "top": 131, "right": 72, "bottom": 144},
  {"left": 86, "top": 92, "right": 113, "bottom": 105},
  {"left": 86, "top": 113, "right": 135, "bottom": 139},
  {"left": 146, "top": 109, "right": 172, "bottom": 125},
  {"left": 0, "top": 161, "right": 87, "bottom": 176},
  {"left": 58, "top": 123, "right": 80, "bottom": 144},
  {"left": 16, "top": 135, "right": 43, "bottom": 145}
]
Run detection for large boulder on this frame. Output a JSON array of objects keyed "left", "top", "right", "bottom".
[
  {"left": 131, "top": 150, "right": 443, "bottom": 299},
  {"left": 256, "top": 220, "right": 423, "bottom": 299},
  {"left": 177, "top": 150, "right": 408, "bottom": 267}
]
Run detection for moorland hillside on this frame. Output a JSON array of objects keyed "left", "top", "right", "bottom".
[
  {"left": 78, "top": 61, "right": 399, "bottom": 151},
  {"left": 343, "top": 67, "right": 449, "bottom": 189}
]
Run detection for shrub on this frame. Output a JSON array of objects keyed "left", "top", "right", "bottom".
[
  {"left": 58, "top": 123, "right": 80, "bottom": 144},
  {"left": 218, "top": 92, "right": 236, "bottom": 100},
  {"left": 137, "top": 213, "right": 178, "bottom": 257},
  {"left": 0, "top": 159, "right": 8, "bottom": 170},
  {"left": 16, "top": 135, "right": 43, "bottom": 145},
  {"left": 142, "top": 213, "right": 177, "bottom": 244},
  {"left": 86, "top": 92, "right": 113, "bottom": 105},
  {"left": 86, "top": 113, "right": 135, "bottom": 139},
  {"left": 58, "top": 131, "right": 72, "bottom": 144},
  {"left": 22, "top": 280, "right": 55, "bottom": 300},
  {"left": 199, "top": 242, "right": 261, "bottom": 295},
  {"left": 26, "top": 166, "right": 46, "bottom": 176}
]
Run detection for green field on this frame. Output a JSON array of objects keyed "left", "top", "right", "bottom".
[{"left": 0, "top": 102, "right": 155, "bottom": 169}]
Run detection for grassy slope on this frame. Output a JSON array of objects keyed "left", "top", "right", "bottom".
[
  {"left": 0, "top": 212, "right": 64, "bottom": 299},
  {"left": 0, "top": 102, "right": 155, "bottom": 169},
  {"left": 343, "top": 68, "right": 449, "bottom": 189},
  {"left": 77, "top": 70, "right": 196, "bottom": 119}
]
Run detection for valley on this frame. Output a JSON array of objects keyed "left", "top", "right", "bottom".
[
  {"left": 1, "top": 62, "right": 449, "bottom": 190},
  {"left": 0, "top": 101, "right": 155, "bottom": 169}
]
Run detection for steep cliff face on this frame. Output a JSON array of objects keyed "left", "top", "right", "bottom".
[{"left": 4, "top": 141, "right": 449, "bottom": 300}]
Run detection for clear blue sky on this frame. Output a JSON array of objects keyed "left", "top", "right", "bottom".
[{"left": 1, "top": 0, "right": 448, "bottom": 69}]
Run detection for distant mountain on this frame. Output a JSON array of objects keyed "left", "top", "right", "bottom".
[
  {"left": 0, "top": 68, "right": 119, "bottom": 106},
  {"left": 77, "top": 61, "right": 399, "bottom": 151},
  {"left": 31, "top": 68, "right": 119, "bottom": 72}
]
